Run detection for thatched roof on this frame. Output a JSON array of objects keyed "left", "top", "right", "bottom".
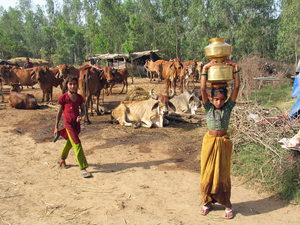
[
  {"left": 8, "top": 57, "right": 50, "bottom": 67},
  {"left": 94, "top": 49, "right": 160, "bottom": 60}
]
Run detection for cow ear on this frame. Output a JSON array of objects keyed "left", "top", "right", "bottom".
[
  {"left": 189, "top": 96, "right": 194, "bottom": 104},
  {"left": 30, "top": 70, "right": 35, "bottom": 76},
  {"left": 168, "top": 101, "right": 176, "bottom": 112},
  {"left": 151, "top": 102, "right": 159, "bottom": 111}
]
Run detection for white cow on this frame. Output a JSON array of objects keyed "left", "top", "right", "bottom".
[
  {"left": 169, "top": 91, "right": 201, "bottom": 115},
  {"left": 111, "top": 89, "right": 176, "bottom": 128}
]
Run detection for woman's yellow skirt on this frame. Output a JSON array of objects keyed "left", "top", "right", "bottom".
[{"left": 200, "top": 131, "right": 232, "bottom": 206}]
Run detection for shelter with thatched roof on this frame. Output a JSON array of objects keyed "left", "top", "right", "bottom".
[
  {"left": 8, "top": 57, "right": 50, "bottom": 67},
  {"left": 88, "top": 50, "right": 161, "bottom": 70}
]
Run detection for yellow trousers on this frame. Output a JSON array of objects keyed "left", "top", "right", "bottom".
[{"left": 200, "top": 131, "right": 232, "bottom": 206}]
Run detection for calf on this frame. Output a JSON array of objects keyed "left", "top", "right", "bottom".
[
  {"left": 9, "top": 84, "right": 38, "bottom": 109},
  {"left": 144, "top": 60, "right": 163, "bottom": 82},
  {"left": 34, "top": 67, "right": 63, "bottom": 102},
  {"left": 111, "top": 89, "right": 176, "bottom": 128},
  {"left": 161, "top": 58, "right": 183, "bottom": 95},
  {"left": 182, "top": 60, "right": 197, "bottom": 81},
  {"left": 107, "top": 69, "right": 129, "bottom": 95}
]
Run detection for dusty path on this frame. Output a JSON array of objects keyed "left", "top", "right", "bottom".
[{"left": 0, "top": 79, "right": 299, "bottom": 224}]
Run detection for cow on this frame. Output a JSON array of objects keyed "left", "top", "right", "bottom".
[
  {"left": 0, "top": 65, "right": 10, "bottom": 90},
  {"left": 34, "top": 66, "right": 63, "bottom": 102},
  {"left": 170, "top": 91, "right": 201, "bottom": 115},
  {"left": 101, "top": 66, "right": 114, "bottom": 86},
  {"left": 107, "top": 68, "right": 129, "bottom": 96},
  {"left": 161, "top": 58, "right": 183, "bottom": 94},
  {"left": 196, "top": 61, "right": 204, "bottom": 81},
  {"left": 57, "top": 64, "right": 91, "bottom": 93},
  {"left": 111, "top": 89, "right": 176, "bottom": 128},
  {"left": 9, "top": 83, "right": 39, "bottom": 109},
  {"left": 144, "top": 59, "right": 163, "bottom": 82},
  {"left": 182, "top": 60, "right": 197, "bottom": 81},
  {"left": 57, "top": 64, "right": 88, "bottom": 79},
  {"left": 78, "top": 66, "right": 108, "bottom": 124},
  {"left": 1, "top": 67, "right": 42, "bottom": 88}
]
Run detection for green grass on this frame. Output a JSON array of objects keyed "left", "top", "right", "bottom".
[{"left": 249, "top": 80, "right": 296, "bottom": 110}]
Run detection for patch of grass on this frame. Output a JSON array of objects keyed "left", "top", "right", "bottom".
[
  {"left": 232, "top": 142, "right": 300, "bottom": 204},
  {"left": 250, "top": 80, "right": 295, "bottom": 110}
]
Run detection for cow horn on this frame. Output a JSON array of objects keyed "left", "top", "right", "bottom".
[
  {"left": 150, "top": 89, "right": 156, "bottom": 99},
  {"left": 186, "top": 81, "right": 193, "bottom": 94},
  {"left": 169, "top": 89, "right": 175, "bottom": 99}
]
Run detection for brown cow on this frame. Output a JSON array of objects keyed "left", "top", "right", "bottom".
[
  {"left": 107, "top": 69, "right": 129, "bottom": 96},
  {"left": 9, "top": 83, "right": 39, "bottom": 109},
  {"left": 34, "top": 67, "right": 63, "bottom": 102},
  {"left": 182, "top": 60, "right": 197, "bottom": 81},
  {"left": 57, "top": 64, "right": 91, "bottom": 79},
  {"left": 196, "top": 61, "right": 204, "bottom": 81},
  {"left": 0, "top": 65, "right": 11, "bottom": 90},
  {"left": 144, "top": 60, "right": 163, "bottom": 82},
  {"left": 111, "top": 89, "right": 176, "bottom": 128},
  {"left": 1, "top": 67, "right": 41, "bottom": 88},
  {"left": 161, "top": 58, "right": 183, "bottom": 94},
  {"left": 78, "top": 66, "right": 108, "bottom": 124},
  {"left": 57, "top": 64, "right": 91, "bottom": 93}
]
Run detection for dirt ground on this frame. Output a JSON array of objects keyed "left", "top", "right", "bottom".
[{"left": 0, "top": 78, "right": 299, "bottom": 225}]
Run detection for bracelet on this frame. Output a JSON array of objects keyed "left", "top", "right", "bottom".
[
  {"left": 233, "top": 69, "right": 240, "bottom": 74},
  {"left": 56, "top": 118, "right": 60, "bottom": 121},
  {"left": 201, "top": 73, "right": 207, "bottom": 76}
]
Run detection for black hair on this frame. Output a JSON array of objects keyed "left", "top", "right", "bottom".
[
  {"left": 63, "top": 76, "right": 78, "bottom": 93},
  {"left": 211, "top": 88, "right": 228, "bottom": 99}
]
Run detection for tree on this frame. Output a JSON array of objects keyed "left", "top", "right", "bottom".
[{"left": 277, "top": 0, "right": 300, "bottom": 64}]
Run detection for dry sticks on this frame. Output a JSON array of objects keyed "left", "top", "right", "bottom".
[{"left": 230, "top": 102, "right": 299, "bottom": 184}]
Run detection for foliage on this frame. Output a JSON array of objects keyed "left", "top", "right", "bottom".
[{"left": 0, "top": 0, "right": 298, "bottom": 69}]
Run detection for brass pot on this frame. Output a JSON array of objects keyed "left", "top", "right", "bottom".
[
  {"left": 204, "top": 38, "right": 232, "bottom": 59},
  {"left": 207, "top": 59, "right": 233, "bottom": 83}
]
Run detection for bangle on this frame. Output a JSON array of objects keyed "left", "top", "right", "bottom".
[
  {"left": 56, "top": 118, "right": 60, "bottom": 121},
  {"left": 201, "top": 73, "right": 207, "bottom": 76},
  {"left": 233, "top": 69, "right": 240, "bottom": 74}
]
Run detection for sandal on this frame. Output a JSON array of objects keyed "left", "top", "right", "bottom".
[
  {"left": 223, "top": 208, "right": 234, "bottom": 219},
  {"left": 199, "top": 205, "right": 211, "bottom": 216},
  {"left": 80, "top": 171, "right": 93, "bottom": 178},
  {"left": 57, "top": 158, "right": 69, "bottom": 169}
]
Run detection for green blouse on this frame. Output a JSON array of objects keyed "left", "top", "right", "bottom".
[{"left": 203, "top": 98, "right": 235, "bottom": 130}]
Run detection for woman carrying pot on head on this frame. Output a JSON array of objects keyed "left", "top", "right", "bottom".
[{"left": 199, "top": 58, "right": 240, "bottom": 219}]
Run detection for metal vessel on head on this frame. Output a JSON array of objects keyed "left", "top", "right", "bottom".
[{"left": 204, "top": 38, "right": 233, "bottom": 88}]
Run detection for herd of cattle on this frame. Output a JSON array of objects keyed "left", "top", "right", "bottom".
[{"left": 0, "top": 58, "right": 202, "bottom": 127}]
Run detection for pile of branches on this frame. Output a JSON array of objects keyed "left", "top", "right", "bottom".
[
  {"left": 236, "top": 56, "right": 294, "bottom": 101},
  {"left": 230, "top": 102, "right": 300, "bottom": 193}
]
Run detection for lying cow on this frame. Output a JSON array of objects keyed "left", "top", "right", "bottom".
[
  {"left": 9, "top": 83, "right": 39, "bottom": 109},
  {"left": 111, "top": 89, "right": 176, "bottom": 128},
  {"left": 169, "top": 91, "right": 201, "bottom": 115}
]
